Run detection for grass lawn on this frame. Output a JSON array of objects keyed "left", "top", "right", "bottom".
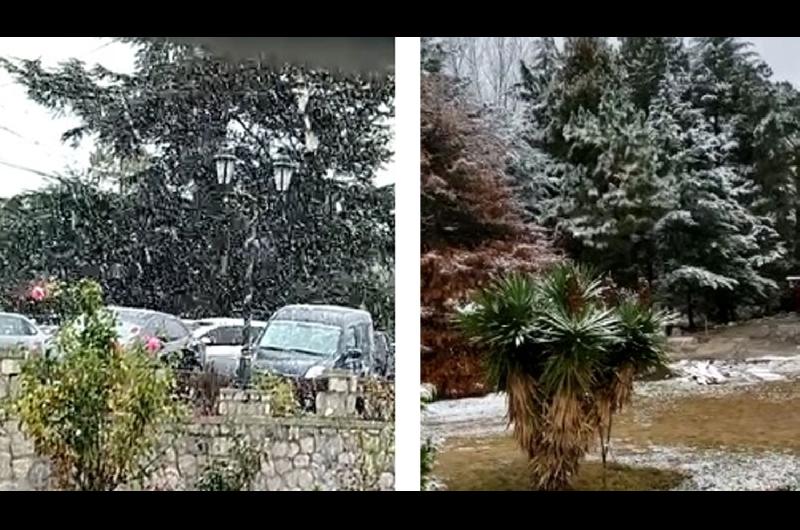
[
  {"left": 435, "top": 436, "right": 686, "bottom": 491},
  {"left": 433, "top": 379, "right": 800, "bottom": 490}
]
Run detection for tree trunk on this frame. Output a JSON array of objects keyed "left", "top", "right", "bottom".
[{"left": 687, "top": 290, "right": 695, "bottom": 330}]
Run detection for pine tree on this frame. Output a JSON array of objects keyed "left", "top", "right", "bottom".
[
  {"left": 552, "top": 86, "right": 666, "bottom": 286},
  {"left": 650, "top": 73, "right": 784, "bottom": 325},
  {"left": 544, "top": 37, "right": 619, "bottom": 158},
  {"left": 619, "top": 37, "right": 689, "bottom": 112}
]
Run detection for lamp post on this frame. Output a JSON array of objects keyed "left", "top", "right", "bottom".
[{"left": 213, "top": 147, "right": 297, "bottom": 387}]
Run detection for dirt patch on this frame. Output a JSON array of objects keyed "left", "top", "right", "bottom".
[
  {"left": 432, "top": 379, "right": 800, "bottom": 490},
  {"left": 613, "top": 380, "right": 800, "bottom": 452},
  {"left": 434, "top": 436, "right": 687, "bottom": 491}
]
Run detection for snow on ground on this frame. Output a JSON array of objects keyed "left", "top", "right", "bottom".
[
  {"left": 602, "top": 445, "right": 800, "bottom": 491},
  {"left": 423, "top": 354, "right": 800, "bottom": 439},
  {"left": 424, "top": 354, "right": 800, "bottom": 490}
]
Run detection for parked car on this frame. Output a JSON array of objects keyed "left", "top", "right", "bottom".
[
  {"left": 0, "top": 312, "right": 49, "bottom": 359},
  {"left": 188, "top": 317, "right": 268, "bottom": 376},
  {"left": 108, "top": 306, "right": 206, "bottom": 369},
  {"left": 251, "top": 304, "right": 393, "bottom": 379}
]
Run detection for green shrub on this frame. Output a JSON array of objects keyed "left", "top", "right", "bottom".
[
  {"left": 254, "top": 371, "right": 298, "bottom": 417},
  {"left": 12, "top": 279, "right": 183, "bottom": 491}
]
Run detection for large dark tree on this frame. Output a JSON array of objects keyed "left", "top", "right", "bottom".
[{"left": 0, "top": 40, "right": 395, "bottom": 331}]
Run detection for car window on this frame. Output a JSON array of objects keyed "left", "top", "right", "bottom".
[
  {"left": 0, "top": 315, "right": 36, "bottom": 336},
  {"left": 204, "top": 326, "right": 245, "bottom": 346},
  {"left": 164, "top": 317, "right": 189, "bottom": 341},
  {"left": 344, "top": 326, "right": 357, "bottom": 350}
]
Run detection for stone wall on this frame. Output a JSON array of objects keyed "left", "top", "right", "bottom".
[{"left": 0, "top": 359, "right": 394, "bottom": 491}]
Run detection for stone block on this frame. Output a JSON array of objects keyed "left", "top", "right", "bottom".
[
  {"left": 266, "top": 476, "right": 284, "bottom": 491},
  {"left": 283, "top": 469, "right": 298, "bottom": 488},
  {"left": 11, "top": 457, "right": 32, "bottom": 481},
  {"left": 10, "top": 436, "right": 33, "bottom": 458},
  {"left": 271, "top": 441, "right": 289, "bottom": 458},
  {"left": 311, "top": 452, "right": 328, "bottom": 468},
  {"left": 178, "top": 455, "right": 197, "bottom": 477},
  {"left": 261, "top": 459, "right": 275, "bottom": 477},
  {"left": 299, "top": 436, "right": 315, "bottom": 454},
  {"left": 296, "top": 469, "right": 314, "bottom": 489},
  {"left": 1, "top": 360, "right": 21, "bottom": 376},
  {"left": 337, "top": 452, "right": 355, "bottom": 466},
  {"left": 0, "top": 451, "right": 11, "bottom": 481},
  {"left": 287, "top": 426, "right": 300, "bottom": 440},
  {"left": 326, "top": 374, "right": 352, "bottom": 393},
  {"left": 293, "top": 454, "right": 309, "bottom": 468},
  {"left": 287, "top": 442, "right": 300, "bottom": 458},
  {"left": 321, "top": 435, "right": 344, "bottom": 461},
  {"left": 274, "top": 458, "right": 292, "bottom": 475},
  {"left": 378, "top": 472, "right": 394, "bottom": 491}
]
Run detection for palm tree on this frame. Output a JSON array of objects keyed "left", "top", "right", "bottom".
[{"left": 457, "top": 263, "right": 667, "bottom": 490}]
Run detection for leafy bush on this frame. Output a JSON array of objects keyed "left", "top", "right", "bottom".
[
  {"left": 421, "top": 437, "right": 439, "bottom": 490},
  {"left": 253, "top": 371, "right": 298, "bottom": 417},
  {"left": 357, "top": 377, "right": 395, "bottom": 421},
  {"left": 12, "top": 279, "right": 183, "bottom": 491}
]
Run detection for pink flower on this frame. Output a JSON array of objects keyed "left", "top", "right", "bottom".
[
  {"left": 30, "top": 286, "right": 46, "bottom": 302},
  {"left": 145, "top": 336, "right": 162, "bottom": 355}
]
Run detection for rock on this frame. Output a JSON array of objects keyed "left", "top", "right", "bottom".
[
  {"left": 9, "top": 436, "right": 33, "bottom": 458},
  {"left": 10, "top": 457, "right": 32, "bottom": 482},
  {"left": 293, "top": 454, "right": 310, "bottom": 468},
  {"left": 261, "top": 459, "right": 276, "bottom": 477},
  {"left": 266, "top": 476, "right": 284, "bottom": 491},
  {"left": 0, "top": 452, "right": 11, "bottom": 481},
  {"left": 299, "top": 436, "right": 315, "bottom": 454},
  {"left": 271, "top": 441, "right": 289, "bottom": 458},
  {"left": 296, "top": 469, "right": 314, "bottom": 489},
  {"left": 378, "top": 472, "right": 394, "bottom": 491},
  {"left": 337, "top": 452, "right": 355, "bottom": 466},
  {"left": 287, "top": 442, "right": 300, "bottom": 458},
  {"left": 178, "top": 455, "right": 197, "bottom": 477},
  {"left": 274, "top": 458, "right": 292, "bottom": 475},
  {"left": 0, "top": 360, "right": 21, "bottom": 376},
  {"left": 321, "top": 435, "right": 344, "bottom": 461}
]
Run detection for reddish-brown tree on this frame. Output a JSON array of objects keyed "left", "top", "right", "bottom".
[{"left": 421, "top": 74, "right": 559, "bottom": 398}]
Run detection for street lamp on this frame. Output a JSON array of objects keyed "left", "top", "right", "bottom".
[
  {"left": 213, "top": 149, "right": 237, "bottom": 186},
  {"left": 213, "top": 146, "right": 297, "bottom": 388},
  {"left": 273, "top": 153, "right": 296, "bottom": 192}
]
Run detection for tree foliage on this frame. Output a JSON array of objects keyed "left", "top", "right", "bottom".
[
  {"left": 0, "top": 40, "right": 395, "bottom": 332},
  {"left": 420, "top": 68, "right": 558, "bottom": 397},
  {"left": 509, "top": 36, "right": 798, "bottom": 326}
]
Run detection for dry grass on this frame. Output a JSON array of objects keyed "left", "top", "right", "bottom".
[
  {"left": 435, "top": 436, "right": 686, "bottom": 491},
  {"left": 434, "top": 379, "right": 800, "bottom": 490},
  {"left": 613, "top": 380, "right": 800, "bottom": 452}
]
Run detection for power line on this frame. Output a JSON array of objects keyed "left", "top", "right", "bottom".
[{"left": 0, "top": 158, "right": 60, "bottom": 181}]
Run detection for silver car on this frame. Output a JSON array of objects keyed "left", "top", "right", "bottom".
[
  {"left": 0, "top": 312, "right": 48, "bottom": 359},
  {"left": 109, "top": 306, "right": 206, "bottom": 369}
]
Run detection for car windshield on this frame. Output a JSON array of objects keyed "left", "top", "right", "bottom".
[
  {"left": 257, "top": 320, "right": 341, "bottom": 358},
  {"left": 112, "top": 310, "right": 153, "bottom": 335},
  {"left": 0, "top": 315, "right": 35, "bottom": 336}
]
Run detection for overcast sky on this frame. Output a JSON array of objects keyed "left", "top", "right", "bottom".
[{"left": 0, "top": 37, "right": 396, "bottom": 197}]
